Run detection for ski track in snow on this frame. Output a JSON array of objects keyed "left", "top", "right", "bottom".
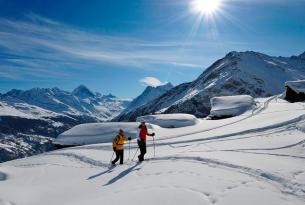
[
  {"left": 22, "top": 148, "right": 305, "bottom": 200},
  {"left": 63, "top": 150, "right": 305, "bottom": 200},
  {"left": 187, "top": 130, "right": 305, "bottom": 156},
  {"left": 173, "top": 123, "right": 297, "bottom": 150},
  {"left": 0, "top": 200, "right": 15, "bottom": 205},
  {"left": 223, "top": 139, "right": 305, "bottom": 152},
  {"left": 46, "top": 152, "right": 110, "bottom": 168},
  {"left": 140, "top": 156, "right": 305, "bottom": 199},
  {"left": 222, "top": 150, "right": 305, "bottom": 160}
]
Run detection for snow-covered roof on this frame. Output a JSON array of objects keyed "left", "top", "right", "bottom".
[
  {"left": 136, "top": 114, "right": 199, "bottom": 128},
  {"left": 210, "top": 95, "right": 255, "bottom": 117},
  {"left": 285, "top": 80, "right": 305, "bottom": 94}
]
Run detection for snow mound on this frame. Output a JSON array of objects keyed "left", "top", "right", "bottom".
[
  {"left": 54, "top": 122, "right": 151, "bottom": 146},
  {"left": 136, "top": 114, "right": 199, "bottom": 128},
  {"left": 210, "top": 95, "right": 255, "bottom": 118},
  {"left": 286, "top": 80, "right": 305, "bottom": 94}
]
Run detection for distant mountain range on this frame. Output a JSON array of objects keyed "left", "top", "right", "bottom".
[
  {"left": 1, "top": 85, "right": 131, "bottom": 121},
  {"left": 0, "top": 85, "right": 131, "bottom": 162},
  {"left": 116, "top": 51, "right": 305, "bottom": 121}
]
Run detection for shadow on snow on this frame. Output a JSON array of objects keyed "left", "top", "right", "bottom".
[{"left": 103, "top": 163, "right": 141, "bottom": 186}]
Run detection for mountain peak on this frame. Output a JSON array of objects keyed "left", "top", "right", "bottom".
[
  {"left": 72, "top": 85, "right": 95, "bottom": 98},
  {"left": 225, "top": 51, "right": 265, "bottom": 59},
  {"left": 102, "top": 93, "right": 116, "bottom": 99},
  {"left": 158, "top": 82, "right": 174, "bottom": 89},
  {"left": 144, "top": 82, "right": 173, "bottom": 92},
  {"left": 226, "top": 51, "right": 239, "bottom": 57}
]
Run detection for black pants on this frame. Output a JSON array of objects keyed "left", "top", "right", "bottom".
[
  {"left": 112, "top": 149, "right": 124, "bottom": 164},
  {"left": 138, "top": 141, "right": 147, "bottom": 162}
]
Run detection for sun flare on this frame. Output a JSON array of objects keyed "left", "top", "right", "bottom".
[{"left": 191, "top": 0, "right": 222, "bottom": 15}]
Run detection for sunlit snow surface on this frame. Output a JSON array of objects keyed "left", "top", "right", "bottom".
[{"left": 1, "top": 97, "right": 305, "bottom": 205}]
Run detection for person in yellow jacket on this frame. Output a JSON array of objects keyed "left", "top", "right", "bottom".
[{"left": 112, "top": 129, "right": 131, "bottom": 165}]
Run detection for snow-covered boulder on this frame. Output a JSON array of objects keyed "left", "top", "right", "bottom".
[
  {"left": 285, "top": 80, "right": 305, "bottom": 102},
  {"left": 209, "top": 95, "right": 255, "bottom": 119},
  {"left": 136, "top": 114, "right": 199, "bottom": 128},
  {"left": 54, "top": 122, "right": 151, "bottom": 146}
]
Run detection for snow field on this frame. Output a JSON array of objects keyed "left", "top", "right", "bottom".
[{"left": 0, "top": 97, "right": 305, "bottom": 205}]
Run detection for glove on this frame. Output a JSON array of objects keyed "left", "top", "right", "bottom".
[
  {"left": 128, "top": 137, "right": 132, "bottom": 140},
  {"left": 113, "top": 147, "right": 116, "bottom": 152},
  {"left": 152, "top": 133, "right": 155, "bottom": 136}
]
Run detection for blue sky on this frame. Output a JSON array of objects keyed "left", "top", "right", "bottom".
[{"left": 0, "top": 0, "right": 304, "bottom": 98}]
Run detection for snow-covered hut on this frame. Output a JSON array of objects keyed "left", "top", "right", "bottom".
[
  {"left": 209, "top": 95, "right": 255, "bottom": 119},
  {"left": 285, "top": 80, "right": 305, "bottom": 103}
]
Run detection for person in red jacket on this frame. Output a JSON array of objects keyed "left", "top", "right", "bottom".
[{"left": 137, "top": 120, "right": 155, "bottom": 162}]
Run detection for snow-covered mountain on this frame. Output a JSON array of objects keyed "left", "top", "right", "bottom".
[
  {"left": 0, "top": 85, "right": 131, "bottom": 162},
  {"left": 117, "top": 51, "right": 305, "bottom": 121},
  {"left": 120, "top": 83, "right": 173, "bottom": 114},
  {"left": 72, "top": 84, "right": 96, "bottom": 99},
  {"left": 1, "top": 85, "right": 130, "bottom": 121}
]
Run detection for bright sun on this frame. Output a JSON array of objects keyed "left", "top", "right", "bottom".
[{"left": 191, "top": 0, "right": 222, "bottom": 15}]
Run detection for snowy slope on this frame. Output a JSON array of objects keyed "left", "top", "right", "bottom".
[
  {"left": 1, "top": 97, "right": 305, "bottom": 205},
  {"left": 117, "top": 51, "right": 305, "bottom": 121}
]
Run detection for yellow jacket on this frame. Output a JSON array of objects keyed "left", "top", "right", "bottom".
[{"left": 112, "top": 134, "right": 128, "bottom": 150}]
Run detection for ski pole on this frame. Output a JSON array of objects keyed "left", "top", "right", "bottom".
[
  {"left": 153, "top": 136, "right": 156, "bottom": 157},
  {"left": 109, "top": 151, "right": 115, "bottom": 164},
  {"left": 132, "top": 148, "right": 139, "bottom": 161},
  {"left": 128, "top": 140, "right": 131, "bottom": 160}
]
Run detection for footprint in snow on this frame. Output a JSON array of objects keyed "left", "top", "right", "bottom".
[
  {"left": 210, "top": 197, "right": 218, "bottom": 204},
  {"left": 0, "top": 172, "right": 8, "bottom": 181},
  {"left": 0, "top": 199, "right": 15, "bottom": 205}
]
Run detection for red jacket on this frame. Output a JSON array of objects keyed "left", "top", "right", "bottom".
[{"left": 138, "top": 125, "right": 153, "bottom": 142}]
